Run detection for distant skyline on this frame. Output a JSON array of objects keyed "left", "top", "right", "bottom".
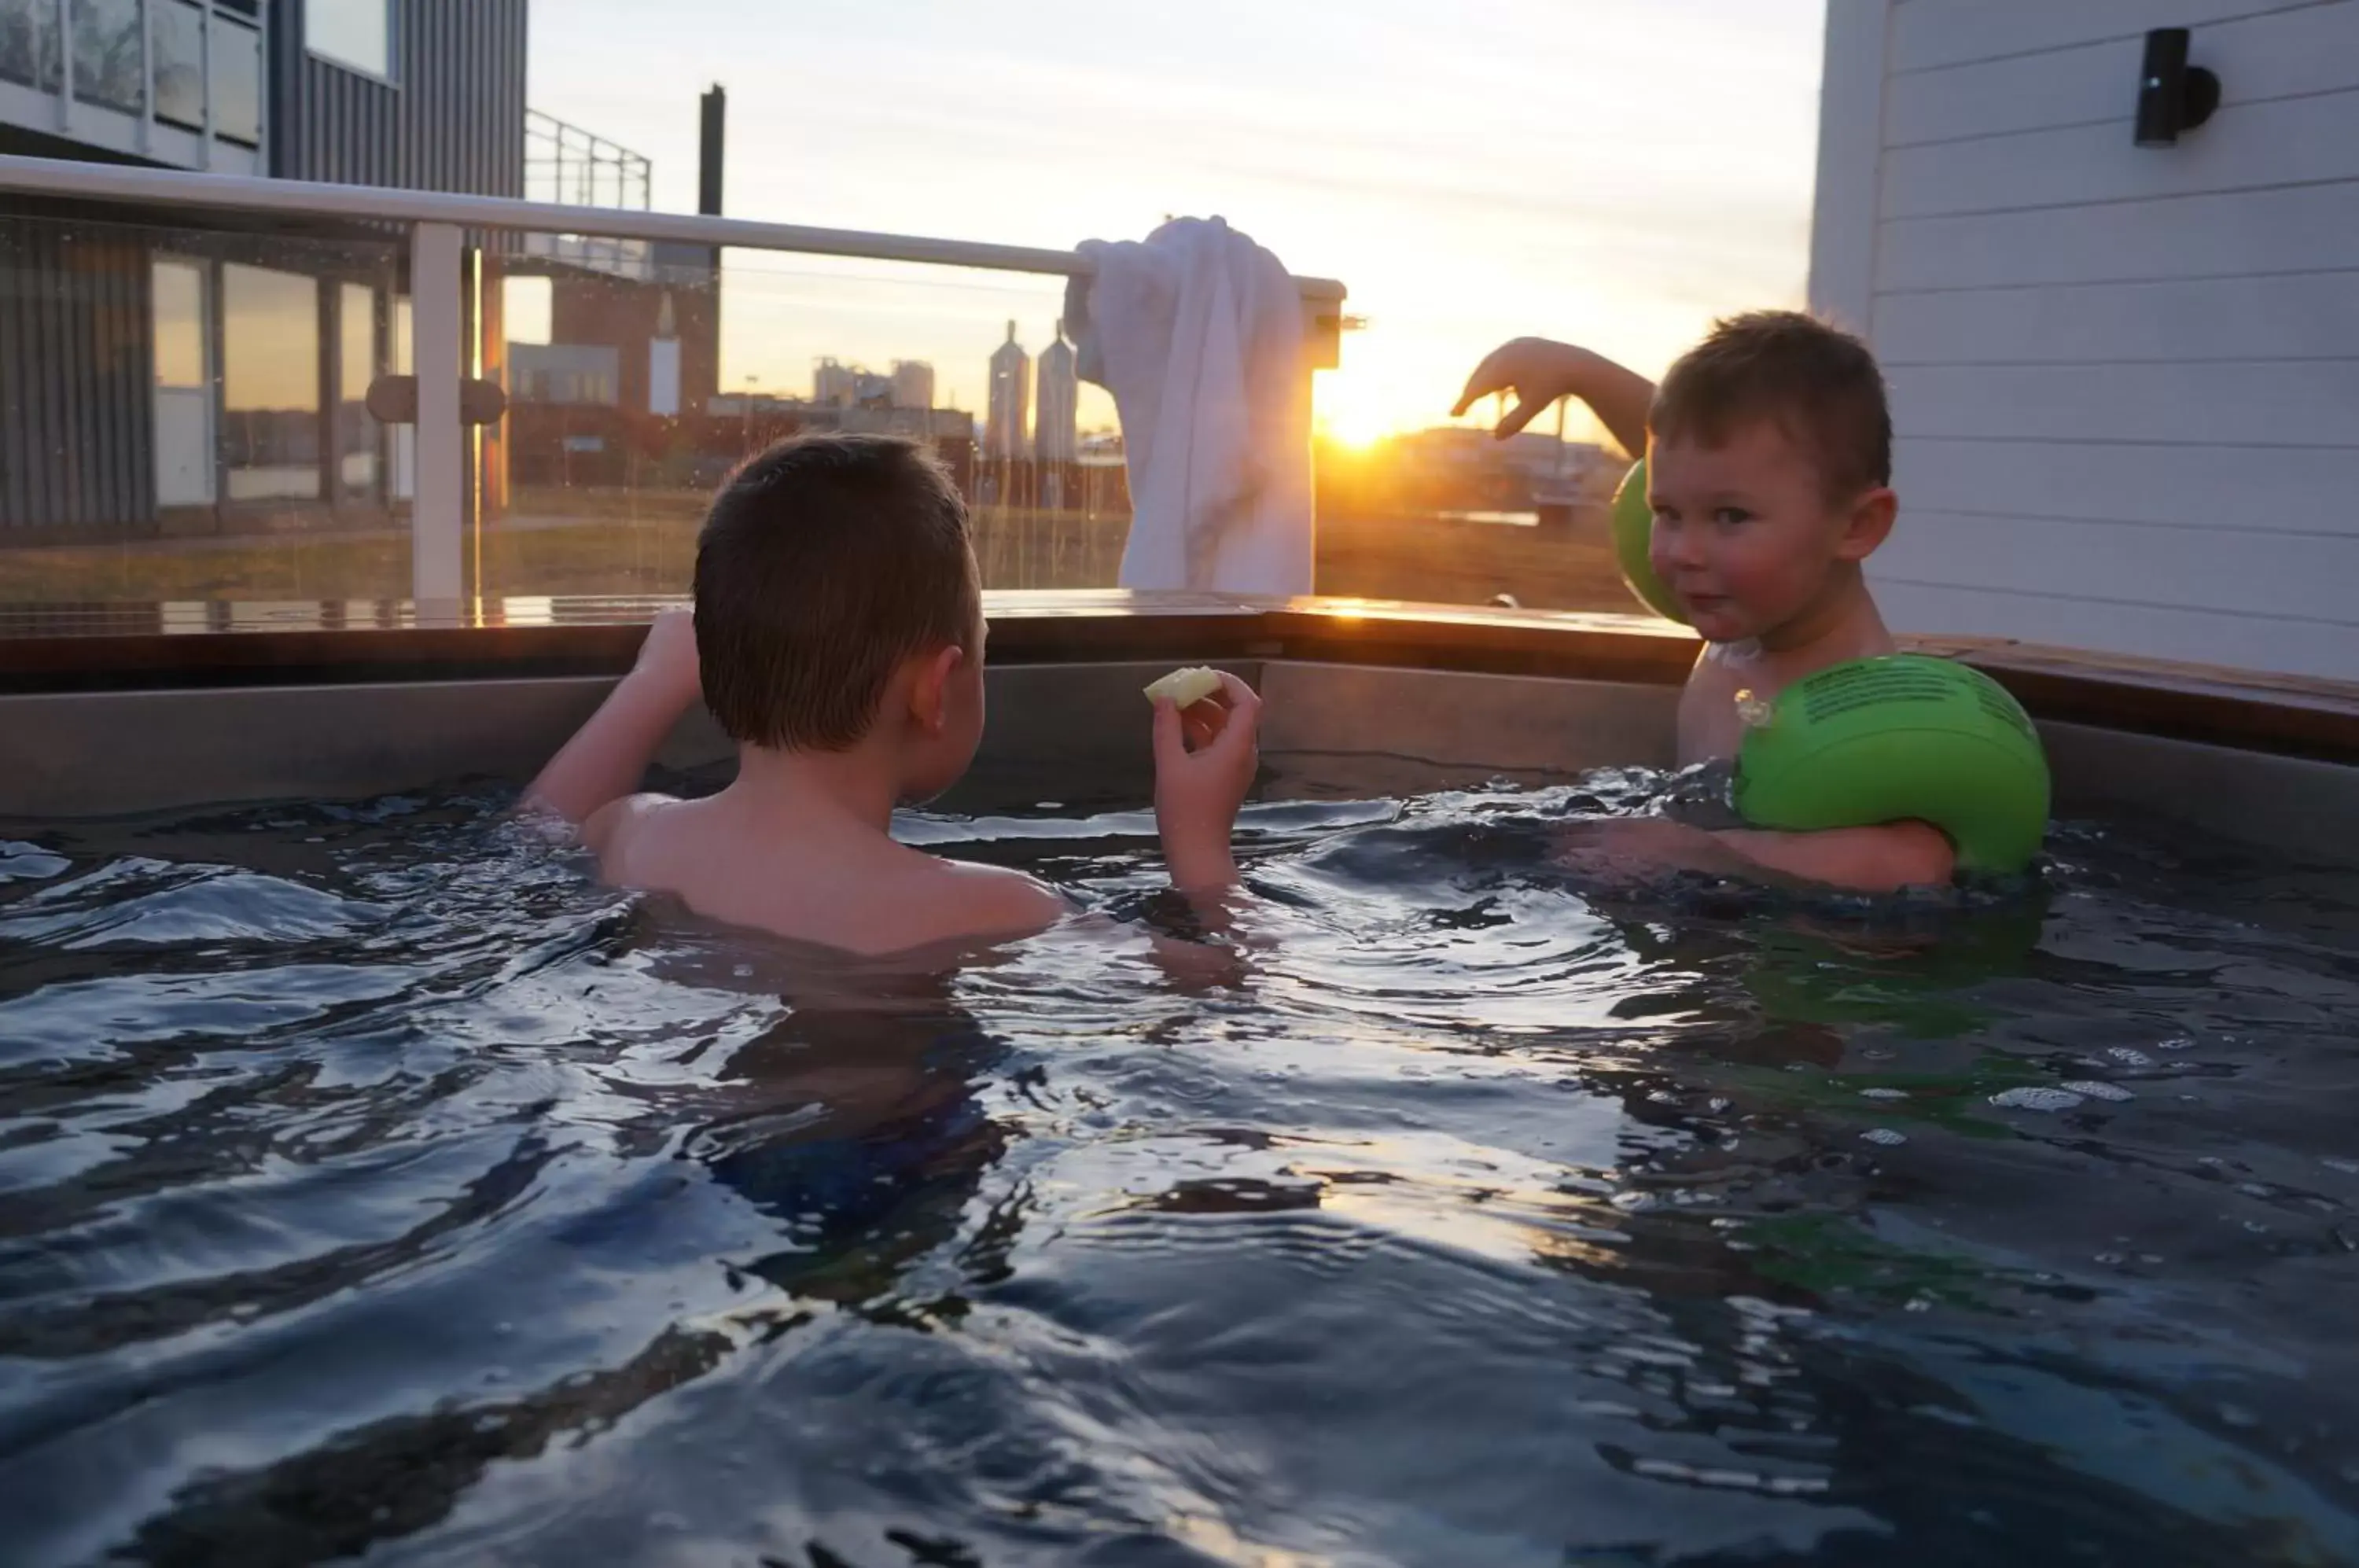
[{"left": 527, "top": 0, "right": 1827, "bottom": 447}]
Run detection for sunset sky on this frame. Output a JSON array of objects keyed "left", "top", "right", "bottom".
[{"left": 526, "top": 0, "right": 1828, "bottom": 448}]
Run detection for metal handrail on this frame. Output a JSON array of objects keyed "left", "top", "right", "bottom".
[
  {"left": 0, "top": 153, "right": 1349, "bottom": 301},
  {"left": 5, "top": 149, "right": 1349, "bottom": 606}
]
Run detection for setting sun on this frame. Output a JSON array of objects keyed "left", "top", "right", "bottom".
[{"left": 1313, "top": 367, "right": 1410, "bottom": 450}]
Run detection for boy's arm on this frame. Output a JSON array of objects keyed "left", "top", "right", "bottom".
[
  {"left": 1556, "top": 817, "right": 1955, "bottom": 895},
  {"left": 1454, "top": 338, "right": 1657, "bottom": 458},
  {"left": 522, "top": 610, "right": 703, "bottom": 827},
  {"left": 1151, "top": 672, "right": 1264, "bottom": 895},
  {"left": 1711, "top": 823, "right": 1956, "bottom": 893}
]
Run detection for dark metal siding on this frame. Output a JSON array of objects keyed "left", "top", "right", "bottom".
[
  {"left": 270, "top": 0, "right": 528, "bottom": 199},
  {"left": 0, "top": 221, "right": 153, "bottom": 532},
  {"left": 0, "top": 2, "right": 526, "bottom": 536}
]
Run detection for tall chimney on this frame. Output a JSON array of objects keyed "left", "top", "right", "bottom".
[{"left": 698, "top": 86, "right": 727, "bottom": 216}]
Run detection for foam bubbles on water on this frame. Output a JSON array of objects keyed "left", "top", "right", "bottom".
[
  {"left": 0, "top": 842, "right": 71, "bottom": 882},
  {"left": 1627, "top": 1457, "right": 1828, "bottom": 1496},
  {"left": 1989, "top": 1087, "right": 2085, "bottom": 1113},
  {"left": 1858, "top": 1088, "right": 1909, "bottom": 1101},
  {"left": 2061, "top": 1080, "right": 2133, "bottom": 1102},
  {"left": 1860, "top": 1128, "right": 1908, "bottom": 1147}
]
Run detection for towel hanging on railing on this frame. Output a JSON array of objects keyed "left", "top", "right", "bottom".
[{"left": 1064, "top": 216, "right": 1313, "bottom": 597}]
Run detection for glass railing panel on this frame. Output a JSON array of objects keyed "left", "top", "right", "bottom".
[
  {"left": 0, "top": 212, "right": 409, "bottom": 604},
  {"left": 475, "top": 238, "right": 1121, "bottom": 600}
]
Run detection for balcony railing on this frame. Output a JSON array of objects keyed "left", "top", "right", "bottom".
[
  {"left": 0, "top": 152, "right": 1349, "bottom": 613},
  {"left": 520, "top": 107, "right": 657, "bottom": 284}
]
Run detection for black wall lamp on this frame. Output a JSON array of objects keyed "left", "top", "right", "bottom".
[{"left": 2134, "top": 28, "right": 2221, "bottom": 146}]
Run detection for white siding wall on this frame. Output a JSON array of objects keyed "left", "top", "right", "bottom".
[{"left": 1809, "top": 0, "right": 2359, "bottom": 681}]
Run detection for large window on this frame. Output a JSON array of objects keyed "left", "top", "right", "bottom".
[
  {"left": 151, "top": 1, "right": 205, "bottom": 128},
  {"left": 72, "top": 0, "right": 143, "bottom": 113},
  {"left": 389, "top": 295, "right": 414, "bottom": 502},
  {"left": 152, "top": 257, "right": 215, "bottom": 508},
  {"left": 208, "top": 10, "right": 261, "bottom": 144},
  {"left": 337, "top": 282, "right": 379, "bottom": 499},
  {"left": 0, "top": 0, "right": 61, "bottom": 92},
  {"left": 222, "top": 263, "right": 321, "bottom": 502},
  {"left": 307, "top": 0, "right": 392, "bottom": 80}
]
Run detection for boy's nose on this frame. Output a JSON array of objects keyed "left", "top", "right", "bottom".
[{"left": 1654, "top": 522, "right": 1706, "bottom": 572}]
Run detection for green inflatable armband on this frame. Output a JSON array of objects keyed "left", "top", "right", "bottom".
[
  {"left": 1610, "top": 457, "right": 1687, "bottom": 625},
  {"left": 1733, "top": 654, "right": 2052, "bottom": 877}
]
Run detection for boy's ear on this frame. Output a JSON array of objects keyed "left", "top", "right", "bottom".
[
  {"left": 908, "top": 642, "right": 967, "bottom": 733},
  {"left": 1834, "top": 487, "right": 1898, "bottom": 562}
]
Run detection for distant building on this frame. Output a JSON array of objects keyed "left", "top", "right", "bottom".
[
  {"left": 706, "top": 395, "right": 974, "bottom": 444},
  {"left": 509, "top": 344, "right": 621, "bottom": 407},
  {"left": 985, "top": 321, "right": 1029, "bottom": 462},
  {"left": 1035, "top": 321, "right": 1080, "bottom": 510},
  {"left": 813, "top": 358, "right": 858, "bottom": 407},
  {"left": 704, "top": 392, "right": 977, "bottom": 494},
  {"left": 1391, "top": 427, "right": 1604, "bottom": 483},
  {"left": 890, "top": 360, "right": 936, "bottom": 412},
  {"left": 1036, "top": 322, "right": 1078, "bottom": 465}
]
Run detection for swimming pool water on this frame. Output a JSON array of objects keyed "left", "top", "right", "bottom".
[{"left": 2, "top": 774, "right": 2357, "bottom": 1566}]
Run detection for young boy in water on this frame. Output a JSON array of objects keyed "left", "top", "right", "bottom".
[
  {"left": 1456, "top": 311, "right": 1952, "bottom": 893},
  {"left": 524, "top": 433, "right": 1260, "bottom": 955}
]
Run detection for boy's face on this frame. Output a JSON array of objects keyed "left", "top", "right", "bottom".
[{"left": 1645, "top": 418, "right": 1885, "bottom": 646}]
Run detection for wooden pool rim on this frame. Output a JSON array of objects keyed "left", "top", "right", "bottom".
[{"left": 2, "top": 593, "right": 2353, "bottom": 767}]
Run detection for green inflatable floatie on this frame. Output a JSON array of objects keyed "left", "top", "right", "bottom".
[
  {"left": 1610, "top": 456, "right": 1685, "bottom": 624},
  {"left": 1735, "top": 654, "right": 2050, "bottom": 876},
  {"left": 1607, "top": 458, "right": 2049, "bottom": 875}
]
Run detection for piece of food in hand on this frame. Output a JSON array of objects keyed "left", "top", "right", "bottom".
[{"left": 1143, "top": 667, "right": 1224, "bottom": 709}]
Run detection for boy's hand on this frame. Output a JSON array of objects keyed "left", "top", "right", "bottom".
[
  {"left": 1151, "top": 671, "right": 1261, "bottom": 891},
  {"left": 630, "top": 608, "right": 703, "bottom": 710},
  {"left": 1453, "top": 337, "right": 1595, "bottom": 439},
  {"left": 1554, "top": 816, "right": 1746, "bottom": 884},
  {"left": 521, "top": 608, "right": 703, "bottom": 827}
]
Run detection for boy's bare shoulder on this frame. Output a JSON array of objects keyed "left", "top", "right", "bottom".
[
  {"left": 1677, "top": 647, "right": 1751, "bottom": 764},
  {"left": 902, "top": 856, "right": 1071, "bottom": 945},
  {"left": 752, "top": 852, "right": 1068, "bottom": 959},
  {"left": 575, "top": 798, "right": 1066, "bottom": 955},
  {"left": 580, "top": 791, "right": 684, "bottom": 871}
]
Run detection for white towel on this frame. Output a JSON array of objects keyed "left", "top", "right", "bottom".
[{"left": 1064, "top": 217, "right": 1313, "bottom": 597}]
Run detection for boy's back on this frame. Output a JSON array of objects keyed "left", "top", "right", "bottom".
[
  {"left": 527, "top": 435, "right": 1261, "bottom": 956},
  {"left": 588, "top": 767, "right": 1060, "bottom": 957}
]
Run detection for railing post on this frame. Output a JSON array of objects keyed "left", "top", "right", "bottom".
[
  {"left": 197, "top": 0, "right": 211, "bottom": 169},
  {"left": 138, "top": 0, "right": 152, "bottom": 157},
  {"left": 410, "top": 222, "right": 464, "bottom": 608},
  {"left": 54, "top": 0, "right": 72, "bottom": 134}
]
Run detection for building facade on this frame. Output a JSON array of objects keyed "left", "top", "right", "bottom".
[
  {"left": 1809, "top": 0, "right": 2359, "bottom": 680},
  {"left": 0, "top": 0, "right": 583, "bottom": 541}
]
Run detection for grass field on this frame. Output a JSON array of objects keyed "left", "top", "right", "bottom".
[{"left": 0, "top": 486, "right": 1634, "bottom": 613}]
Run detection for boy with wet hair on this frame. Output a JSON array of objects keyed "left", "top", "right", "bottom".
[
  {"left": 1457, "top": 311, "right": 1952, "bottom": 892},
  {"left": 527, "top": 433, "right": 1259, "bottom": 954}
]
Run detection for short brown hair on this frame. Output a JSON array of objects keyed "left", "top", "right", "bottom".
[
  {"left": 1648, "top": 311, "right": 1892, "bottom": 499},
  {"left": 694, "top": 434, "right": 977, "bottom": 750}
]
